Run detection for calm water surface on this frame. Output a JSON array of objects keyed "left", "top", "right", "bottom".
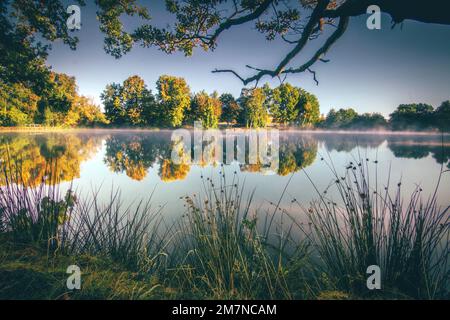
[{"left": 1, "top": 130, "right": 449, "bottom": 222}]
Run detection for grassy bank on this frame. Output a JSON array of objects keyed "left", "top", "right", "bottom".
[{"left": 0, "top": 160, "right": 448, "bottom": 300}]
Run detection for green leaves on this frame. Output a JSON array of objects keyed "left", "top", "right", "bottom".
[
  {"left": 156, "top": 75, "right": 191, "bottom": 127},
  {"left": 189, "top": 91, "right": 222, "bottom": 128},
  {"left": 239, "top": 87, "right": 269, "bottom": 128},
  {"left": 101, "top": 75, "right": 156, "bottom": 126}
]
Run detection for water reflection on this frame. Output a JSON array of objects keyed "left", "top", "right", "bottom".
[
  {"left": 103, "top": 132, "right": 320, "bottom": 180},
  {"left": 322, "top": 134, "right": 385, "bottom": 152},
  {"left": 104, "top": 133, "right": 172, "bottom": 181},
  {"left": 387, "top": 136, "right": 450, "bottom": 168},
  {"left": 1, "top": 131, "right": 449, "bottom": 185},
  {"left": 0, "top": 133, "right": 102, "bottom": 186}
]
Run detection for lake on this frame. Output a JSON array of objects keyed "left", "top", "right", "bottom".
[{"left": 1, "top": 130, "right": 449, "bottom": 223}]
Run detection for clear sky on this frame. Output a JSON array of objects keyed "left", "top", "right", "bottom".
[{"left": 47, "top": 1, "right": 450, "bottom": 117}]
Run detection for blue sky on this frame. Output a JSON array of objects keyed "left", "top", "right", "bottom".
[{"left": 47, "top": 1, "right": 450, "bottom": 117}]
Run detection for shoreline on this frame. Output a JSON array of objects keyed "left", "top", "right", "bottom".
[{"left": 0, "top": 126, "right": 449, "bottom": 136}]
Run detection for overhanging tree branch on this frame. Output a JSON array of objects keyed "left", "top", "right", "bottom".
[
  {"left": 208, "top": 0, "right": 274, "bottom": 46},
  {"left": 212, "top": 0, "right": 332, "bottom": 85}
]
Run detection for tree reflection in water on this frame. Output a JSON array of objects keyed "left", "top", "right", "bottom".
[
  {"left": 0, "top": 133, "right": 103, "bottom": 186},
  {"left": 2, "top": 132, "right": 448, "bottom": 186},
  {"left": 104, "top": 132, "right": 320, "bottom": 181}
]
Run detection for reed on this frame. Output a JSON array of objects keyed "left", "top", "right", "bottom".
[
  {"left": 297, "top": 155, "right": 449, "bottom": 299},
  {"left": 169, "top": 169, "right": 306, "bottom": 299}
]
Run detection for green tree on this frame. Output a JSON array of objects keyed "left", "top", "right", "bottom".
[
  {"left": 0, "top": 80, "right": 39, "bottom": 126},
  {"left": 0, "top": 1, "right": 79, "bottom": 93},
  {"left": 190, "top": 91, "right": 222, "bottom": 128},
  {"left": 122, "top": 76, "right": 154, "bottom": 126},
  {"left": 37, "top": 73, "right": 78, "bottom": 126},
  {"left": 101, "top": 76, "right": 155, "bottom": 126},
  {"left": 433, "top": 100, "right": 450, "bottom": 131},
  {"left": 239, "top": 88, "right": 269, "bottom": 128},
  {"left": 297, "top": 89, "right": 320, "bottom": 126},
  {"left": 102, "top": 83, "right": 124, "bottom": 125},
  {"left": 270, "top": 83, "right": 300, "bottom": 125},
  {"left": 323, "top": 108, "right": 358, "bottom": 128},
  {"left": 350, "top": 113, "right": 387, "bottom": 129},
  {"left": 220, "top": 93, "right": 240, "bottom": 125},
  {"left": 389, "top": 103, "right": 434, "bottom": 130},
  {"left": 156, "top": 75, "right": 191, "bottom": 127}
]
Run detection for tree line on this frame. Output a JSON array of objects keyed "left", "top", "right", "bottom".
[
  {"left": 0, "top": 73, "right": 107, "bottom": 127},
  {"left": 100, "top": 75, "right": 320, "bottom": 129},
  {"left": 2, "top": 70, "right": 449, "bottom": 131},
  {"left": 320, "top": 102, "right": 450, "bottom": 131}
]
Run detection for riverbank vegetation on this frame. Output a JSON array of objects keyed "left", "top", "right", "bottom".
[{"left": 0, "top": 157, "right": 448, "bottom": 300}]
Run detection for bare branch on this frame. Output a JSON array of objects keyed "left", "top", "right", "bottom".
[
  {"left": 209, "top": 0, "right": 274, "bottom": 45},
  {"left": 212, "top": 68, "right": 246, "bottom": 83},
  {"left": 212, "top": 0, "right": 332, "bottom": 85},
  {"left": 282, "top": 16, "right": 349, "bottom": 75},
  {"left": 307, "top": 68, "right": 319, "bottom": 85}
]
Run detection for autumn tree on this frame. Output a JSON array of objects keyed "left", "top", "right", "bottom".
[
  {"left": 156, "top": 75, "right": 191, "bottom": 127},
  {"left": 122, "top": 76, "right": 155, "bottom": 126},
  {"left": 297, "top": 89, "right": 321, "bottom": 126},
  {"left": 64, "top": 96, "right": 108, "bottom": 127},
  {"left": 189, "top": 91, "right": 222, "bottom": 128}
]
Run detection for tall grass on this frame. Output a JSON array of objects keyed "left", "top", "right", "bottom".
[
  {"left": 0, "top": 159, "right": 75, "bottom": 251},
  {"left": 0, "top": 159, "right": 169, "bottom": 274},
  {"left": 64, "top": 188, "right": 169, "bottom": 272},
  {"left": 298, "top": 155, "right": 449, "bottom": 299},
  {"left": 170, "top": 170, "right": 307, "bottom": 299}
]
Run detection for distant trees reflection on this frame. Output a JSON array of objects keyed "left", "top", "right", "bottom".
[
  {"left": 387, "top": 136, "right": 450, "bottom": 168},
  {"left": 104, "top": 133, "right": 320, "bottom": 180},
  {"left": 2, "top": 133, "right": 449, "bottom": 185},
  {"left": 0, "top": 134, "right": 103, "bottom": 186}
]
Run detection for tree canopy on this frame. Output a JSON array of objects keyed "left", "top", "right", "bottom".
[
  {"left": 220, "top": 94, "right": 240, "bottom": 125},
  {"left": 389, "top": 103, "right": 434, "bottom": 130},
  {"left": 3, "top": 0, "right": 448, "bottom": 89},
  {"left": 239, "top": 87, "right": 269, "bottom": 128},
  {"left": 94, "top": 0, "right": 450, "bottom": 85},
  {"left": 102, "top": 75, "right": 155, "bottom": 126},
  {"left": 189, "top": 91, "right": 222, "bottom": 128},
  {"left": 156, "top": 75, "right": 191, "bottom": 127}
]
